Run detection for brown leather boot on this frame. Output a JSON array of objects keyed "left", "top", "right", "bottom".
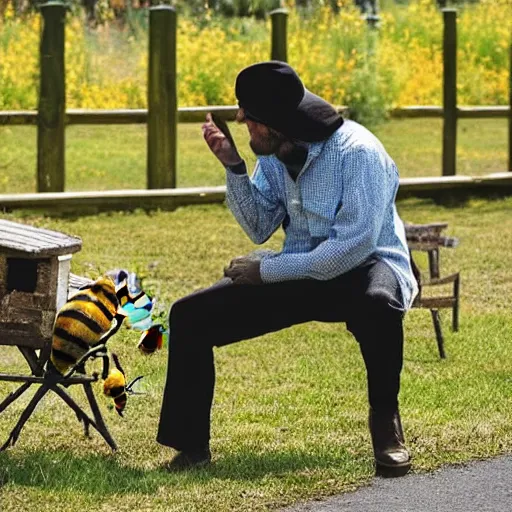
[{"left": 369, "top": 408, "right": 411, "bottom": 477}]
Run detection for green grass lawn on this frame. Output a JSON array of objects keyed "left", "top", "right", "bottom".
[
  {"left": 0, "top": 117, "right": 509, "bottom": 194},
  {"left": 1, "top": 193, "right": 512, "bottom": 511},
  {"left": 0, "top": 116, "right": 511, "bottom": 510}
]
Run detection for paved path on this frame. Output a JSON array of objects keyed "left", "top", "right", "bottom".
[{"left": 284, "top": 455, "right": 512, "bottom": 512}]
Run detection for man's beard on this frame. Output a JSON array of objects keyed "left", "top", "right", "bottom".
[{"left": 249, "top": 129, "right": 286, "bottom": 156}]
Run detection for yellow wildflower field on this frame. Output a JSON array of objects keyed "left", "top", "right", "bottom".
[{"left": 0, "top": 0, "right": 509, "bottom": 111}]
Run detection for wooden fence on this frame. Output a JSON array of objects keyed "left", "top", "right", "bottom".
[{"left": 0, "top": 4, "right": 511, "bottom": 201}]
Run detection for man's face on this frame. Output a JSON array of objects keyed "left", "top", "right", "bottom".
[{"left": 236, "top": 109, "right": 285, "bottom": 156}]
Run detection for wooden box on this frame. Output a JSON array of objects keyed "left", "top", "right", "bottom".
[{"left": 0, "top": 220, "right": 82, "bottom": 350}]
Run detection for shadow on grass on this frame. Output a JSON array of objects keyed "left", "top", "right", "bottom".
[
  {"left": 0, "top": 447, "right": 365, "bottom": 495},
  {"left": 0, "top": 450, "right": 157, "bottom": 495},
  {"left": 210, "top": 448, "right": 366, "bottom": 480}
]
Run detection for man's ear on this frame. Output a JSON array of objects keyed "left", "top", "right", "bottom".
[{"left": 235, "top": 108, "right": 246, "bottom": 123}]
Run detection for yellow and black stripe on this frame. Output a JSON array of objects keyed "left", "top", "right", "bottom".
[
  {"left": 116, "top": 281, "right": 153, "bottom": 311},
  {"left": 104, "top": 376, "right": 128, "bottom": 416},
  {"left": 50, "top": 276, "right": 119, "bottom": 375},
  {"left": 116, "top": 281, "right": 130, "bottom": 307},
  {"left": 103, "top": 353, "right": 128, "bottom": 416}
]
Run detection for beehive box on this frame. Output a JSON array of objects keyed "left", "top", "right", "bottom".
[{"left": 0, "top": 220, "right": 82, "bottom": 349}]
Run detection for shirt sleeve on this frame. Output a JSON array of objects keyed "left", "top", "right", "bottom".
[
  {"left": 260, "top": 148, "right": 396, "bottom": 282},
  {"left": 225, "top": 159, "right": 286, "bottom": 244}
]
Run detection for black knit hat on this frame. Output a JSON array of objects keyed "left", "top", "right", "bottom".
[{"left": 235, "top": 61, "right": 343, "bottom": 142}]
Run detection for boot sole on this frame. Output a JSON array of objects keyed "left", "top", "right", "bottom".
[
  {"left": 375, "top": 461, "right": 411, "bottom": 478},
  {"left": 164, "top": 457, "right": 212, "bottom": 472}
]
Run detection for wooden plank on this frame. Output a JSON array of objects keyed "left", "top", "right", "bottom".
[
  {"left": 0, "top": 219, "right": 82, "bottom": 256},
  {"left": 410, "top": 173, "right": 509, "bottom": 195},
  {"left": 390, "top": 106, "right": 444, "bottom": 118},
  {"left": 407, "top": 238, "right": 458, "bottom": 251},
  {"left": 0, "top": 224, "right": 73, "bottom": 248},
  {"left": 458, "top": 106, "right": 510, "bottom": 119},
  {"left": 405, "top": 222, "right": 449, "bottom": 232},
  {"left": 428, "top": 273, "right": 460, "bottom": 286},
  {"left": 415, "top": 297, "right": 456, "bottom": 309},
  {"left": 0, "top": 111, "right": 38, "bottom": 125},
  {"left": 178, "top": 106, "right": 238, "bottom": 123},
  {"left": 68, "top": 273, "right": 94, "bottom": 291},
  {"left": 65, "top": 109, "right": 147, "bottom": 125},
  {"left": 473, "top": 171, "right": 512, "bottom": 183},
  {"left": 2, "top": 105, "right": 509, "bottom": 127},
  {"left": 0, "top": 175, "right": 512, "bottom": 214},
  {"left": 0, "top": 105, "right": 351, "bottom": 126},
  {"left": 0, "top": 186, "right": 226, "bottom": 214},
  {"left": 399, "top": 175, "right": 473, "bottom": 191}
]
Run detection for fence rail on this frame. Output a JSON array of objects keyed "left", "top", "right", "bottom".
[
  {"left": 0, "top": 5, "right": 511, "bottom": 197},
  {"left": 1, "top": 174, "right": 512, "bottom": 215},
  {"left": 1, "top": 105, "right": 510, "bottom": 127}
]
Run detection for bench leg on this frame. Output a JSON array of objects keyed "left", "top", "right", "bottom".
[
  {"left": 0, "top": 381, "right": 117, "bottom": 452},
  {"left": 430, "top": 309, "right": 446, "bottom": 359},
  {"left": 0, "top": 385, "right": 50, "bottom": 451},
  {"left": 0, "top": 382, "right": 32, "bottom": 414},
  {"left": 83, "top": 383, "right": 117, "bottom": 451},
  {"left": 452, "top": 274, "right": 460, "bottom": 332}
]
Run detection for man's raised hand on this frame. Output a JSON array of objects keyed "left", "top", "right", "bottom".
[{"left": 202, "top": 113, "right": 243, "bottom": 167}]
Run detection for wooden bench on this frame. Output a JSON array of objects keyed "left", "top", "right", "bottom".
[{"left": 405, "top": 222, "right": 460, "bottom": 359}]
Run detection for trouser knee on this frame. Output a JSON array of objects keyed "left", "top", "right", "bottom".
[
  {"left": 347, "top": 290, "right": 403, "bottom": 338},
  {"left": 364, "top": 287, "right": 404, "bottom": 317}
]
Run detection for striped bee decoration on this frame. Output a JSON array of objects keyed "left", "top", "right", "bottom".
[
  {"left": 50, "top": 276, "right": 120, "bottom": 375},
  {"left": 103, "top": 353, "right": 144, "bottom": 416},
  {"left": 103, "top": 353, "right": 129, "bottom": 416}
]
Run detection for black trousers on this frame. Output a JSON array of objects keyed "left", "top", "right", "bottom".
[{"left": 157, "top": 258, "right": 405, "bottom": 451}]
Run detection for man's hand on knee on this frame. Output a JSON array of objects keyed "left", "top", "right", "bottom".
[{"left": 224, "top": 256, "right": 263, "bottom": 285}]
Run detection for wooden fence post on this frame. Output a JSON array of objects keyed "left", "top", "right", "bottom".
[
  {"left": 37, "top": 1, "right": 66, "bottom": 193},
  {"left": 270, "top": 8, "right": 288, "bottom": 62},
  {"left": 147, "top": 4, "right": 177, "bottom": 190},
  {"left": 442, "top": 8, "right": 457, "bottom": 177},
  {"left": 509, "top": 41, "right": 511, "bottom": 172}
]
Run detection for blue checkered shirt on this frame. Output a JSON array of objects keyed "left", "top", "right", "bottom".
[{"left": 225, "top": 120, "right": 418, "bottom": 309}]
